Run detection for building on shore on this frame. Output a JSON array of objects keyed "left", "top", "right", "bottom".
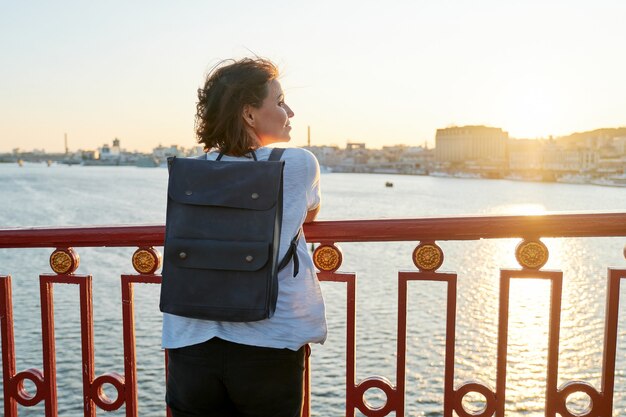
[
  {"left": 508, "top": 139, "right": 544, "bottom": 171},
  {"left": 435, "top": 126, "right": 508, "bottom": 172},
  {"left": 305, "top": 143, "right": 434, "bottom": 174},
  {"left": 303, "top": 145, "right": 342, "bottom": 168},
  {"left": 542, "top": 139, "right": 598, "bottom": 174}
]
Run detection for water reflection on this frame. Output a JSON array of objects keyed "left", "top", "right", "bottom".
[
  {"left": 491, "top": 203, "right": 548, "bottom": 215},
  {"left": 507, "top": 279, "right": 551, "bottom": 414}
]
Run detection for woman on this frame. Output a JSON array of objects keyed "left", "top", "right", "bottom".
[{"left": 162, "top": 58, "right": 327, "bottom": 417}]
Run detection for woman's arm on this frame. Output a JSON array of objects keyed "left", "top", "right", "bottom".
[{"left": 304, "top": 205, "right": 320, "bottom": 223}]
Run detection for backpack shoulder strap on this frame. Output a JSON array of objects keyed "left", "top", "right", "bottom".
[
  {"left": 277, "top": 228, "right": 302, "bottom": 277},
  {"left": 268, "top": 148, "right": 285, "bottom": 161},
  {"left": 166, "top": 156, "right": 176, "bottom": 173},
  {"left": 268, "top": 147, "right": 299, "bottom": 277}
]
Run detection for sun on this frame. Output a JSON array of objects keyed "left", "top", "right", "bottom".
[{"left": 498, "top": 77, "right": 570, "bottom": 139}]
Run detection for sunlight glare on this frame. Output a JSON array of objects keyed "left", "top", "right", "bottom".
[
  {"left": 506, "top": 278, "right": 551, "bottom": 410},
  {"left": 492, "top": 203, "right": 547, "bottom": 216}
]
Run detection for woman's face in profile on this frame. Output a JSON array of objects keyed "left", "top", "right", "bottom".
[{"left": 247, "top": 79, "right": 295, "bottom": 147}]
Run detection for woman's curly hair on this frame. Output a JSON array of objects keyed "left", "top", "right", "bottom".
[{"left": 195, "top": 58, "right": 279, "bottom": 156}]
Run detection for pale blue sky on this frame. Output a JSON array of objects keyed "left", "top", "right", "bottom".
[{"left": 1, "top": 1, "right": 625, "bottom": 152}]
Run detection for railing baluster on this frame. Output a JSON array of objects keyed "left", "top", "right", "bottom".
[
  {"left": 41, "top": 274, "right": 99, "bottom": 416},
  {"left": 444, "top": 274, "right": 457, "bottom": 417},
  {"left": 126, "top": 246, "right": 165, "bottom": 416},
  {"left": 496, "top": 269, "right": 563, "bottom": 416},
  {"left": 600, "top": 268, "right": 626, "bottom": 415},
  {"left": 402, "top": 242, "right": 474, "bottom": 417},
  {"left": 546, "top": 271, "right": 563, "bottom": 417},
  {"left": 0, "top": 275, "right": 18, "bottom": 417},
  {"left": 43, "top": 248, "right": 129, "bottom": 416},
  {"left": 39, "top": 275, "right": 59, "bottom": 417},
  {"left": 121, "top": 274, "right": 162, "bottom": 417},
  {"left": 396, "top": 272, "right": 408, "bottom": 417},
  {"left": 319, "top": 272, "right": 356, "bottom": 416},
  {"left": 121, "top": 275, "right": 138, "bottom": 417},
  {"left": 398, "top": 270, "right": 458, "bottom": 417},
  {"left": 313, "top": 244, "right": 361, "bottom": 416},
  {"left": 77, "top": 275, "right": 95, "bottom": 417}
]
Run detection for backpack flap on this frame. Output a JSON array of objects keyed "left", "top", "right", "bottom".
[
  {"left": 165, "top": 238, "right": 270, "bottom": 271},
  {"left": 168, "top": 158, "right": 284, "bottom": 210}
]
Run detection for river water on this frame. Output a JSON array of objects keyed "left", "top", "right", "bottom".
[{"left": 0, "top": 162, "right": 625, "bottom": 416}]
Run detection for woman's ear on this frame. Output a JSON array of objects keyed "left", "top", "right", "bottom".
[{"left": 242, "top": 105, "right": 255, "bottom": 127}]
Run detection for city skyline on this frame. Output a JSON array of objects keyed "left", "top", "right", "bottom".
[
  {"left": 2, "top": 1, "right": 626, "bottom": 153},
  {"left": 4, "top": 124, "right": 625, "bottom": 155}
]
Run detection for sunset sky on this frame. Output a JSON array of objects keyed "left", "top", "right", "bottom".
[{"left": 1, "top": 1, "right": 625, "bottom": 153}]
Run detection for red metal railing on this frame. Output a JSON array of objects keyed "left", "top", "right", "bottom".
[{"left": 1, "top": 212, "right": 625, "bottom": 416}]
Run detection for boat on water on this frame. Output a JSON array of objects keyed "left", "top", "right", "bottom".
[
  {"left": 135, "top": 156, "right": 160, "bottom": 168},
  {"left": 505, "top": 173, "right": 543, "bottom": 182},
  {"left": 60, "top": 159, "right": 82, "bottom": 166},
  {"left": 555, "top": 173, "right": 626, "bottom": 187},
  {"left": 429, "top": 171, "right": 482, "bottom": 179},
  {"left": 556, "top": 174, "right": 591, "bottom": 184},
  {"left": 590, "top": 174, "right": 626, "bottom": 187},
  {"left": 454, "top": 172, "right": 482, "bottom": 179}
]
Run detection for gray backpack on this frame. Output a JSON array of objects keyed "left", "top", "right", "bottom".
[{"left": 159, "top": 148, "right": 300, "bottom": 322}]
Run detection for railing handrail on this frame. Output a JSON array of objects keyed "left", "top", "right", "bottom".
[{"left": 1, "top": 212, "right": 625, "bottom": 248}]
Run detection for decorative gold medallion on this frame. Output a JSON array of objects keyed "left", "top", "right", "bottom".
[
  {"left": 313, "top": 244, "right": 342, "bottom": 272},
  {"left": 412, "top": 242, "right": 444, "bottom": 271},
  {"left": 132, "top": 247, "right": 162, "bottom": 274},
  {"left": 515, "top": 239, "right": 548, "bottom": 269},
  {"left": 49, "top": 248, "right": 79, "bottom": 274}
]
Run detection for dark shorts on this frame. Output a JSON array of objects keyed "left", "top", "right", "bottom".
[{"left": 166, "top": 337, "right": 306, "bottom": 417}]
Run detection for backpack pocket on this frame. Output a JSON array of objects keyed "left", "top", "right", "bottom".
[{"left": 165, "top": 238, "right": 270, "bottom": 271}]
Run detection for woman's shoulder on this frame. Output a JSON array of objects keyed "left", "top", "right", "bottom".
[
  {"left": 281, "top": 148, "right": 320, "bottom": 187},
  {"left": 200, "top": 148, "right": 317, "bottom": 163},
  {"left": 282, "top": 147, "right": 318, "bottom": 165}
]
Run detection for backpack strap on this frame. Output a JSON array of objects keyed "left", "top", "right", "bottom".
[
  {"left": 214, "top": 148, "right": 283, "bottom": 161},
  {"left": 167, "top": 156, "right": 176, "bottom": 173},
  {"left": 269, "top": 148, "right": 301, "bottom": 277},
  {"left": 277, "top": 228, "right": 302, "bottom": 277},
  {"left": 268, "top": 147, "right": 285, "bottom": 161}
]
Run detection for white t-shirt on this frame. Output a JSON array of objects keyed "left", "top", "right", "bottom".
[{"left": 162, "top": 147, "right": 327, "bottom": 351}]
